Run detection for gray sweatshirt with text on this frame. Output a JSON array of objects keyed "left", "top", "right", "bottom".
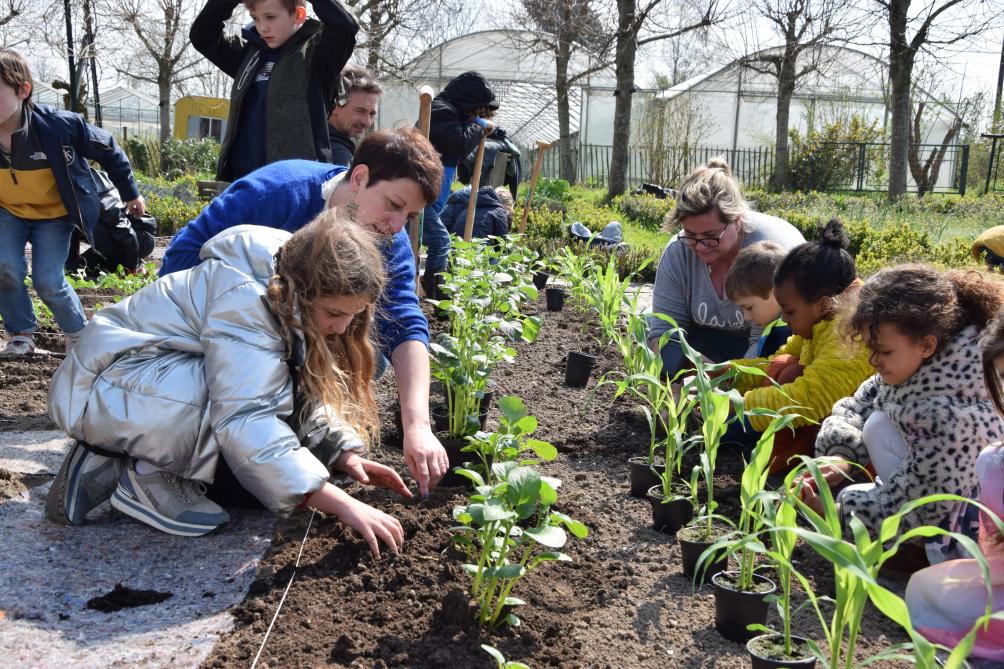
[{"left": 647, "top": 210, "right": 805, "bottom": 356}]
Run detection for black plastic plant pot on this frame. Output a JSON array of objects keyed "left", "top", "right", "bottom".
[
  {"left": 564, "top": 351, "right": 596, "bottom": 387},
  {"left": 646, "top": 485, "right": 694, "bottom": 534},
  {"left": 711, "top": 571, "right": 777, "bottom": 642},
  {"left": 479, "top": 390, "right": 495, "bottom": 415},
  {"left": 532, "top": 271, "right": 550, "bottom": 290},
  {"left": 546, "top": 287, "right": 566, "bottom": 311},
  {"left": 431, "top": 404, "right": 489, "bottom": 433},
  {"left": 676, "top": 524, "right": 729, "bottom": 585},
  {"left": 629, "top": 456, "right": 665, "bottom": 498},
  {"left": 437, "top": 435, "right": 471, "bottom": 488},
  {"left": 747, "top": 633, "right": 817, "bottom": 669}
]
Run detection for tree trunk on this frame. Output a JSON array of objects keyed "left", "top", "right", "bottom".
[
  {"left": 771, "top": 55, "right": 796, "bottom": 191},
  {"left": 555, "top": 19, "right": 576, "bottom": 182},
  {"left": 158, "top": 67, "right": 172, "bottom": 158},
  {"left": 606, "top": 0, "right": 637, "bottom": 198},
  {"left": 886, "top": 0, "right": 912, "bottom": 200}
]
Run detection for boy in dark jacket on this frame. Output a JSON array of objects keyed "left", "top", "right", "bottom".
[
  {"left": 418, "top": 71, "right": 497, "bottom": 297},
  {"left": 0, "top": 49, "right": 143, "bottom": 356},
  {"left": 441, "top": 185, "right": 512, "bottom": 239},
  {"left": 191, "top": 0, "right": 358, "bottom": 181}
]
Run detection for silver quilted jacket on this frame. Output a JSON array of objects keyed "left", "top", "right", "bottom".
[{"left": 49, "top": 225, "right": 362, "bottom": 514}]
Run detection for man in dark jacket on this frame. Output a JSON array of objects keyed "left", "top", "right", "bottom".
[
  {"left": 0, "top": 48, "right": 143, "bottom": 356},
  {"left": 327, "top": 65, "right": 381, "bottom": 167},
  {"left": 190, "top": 0, "right": 358, "bottom": 181},
  {"left": 418, "top": 71, "right": 497, "bottom": 297}
]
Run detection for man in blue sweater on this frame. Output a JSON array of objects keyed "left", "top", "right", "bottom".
[{"left": 161, "top": 128, "right": 448, "bottom": 495}]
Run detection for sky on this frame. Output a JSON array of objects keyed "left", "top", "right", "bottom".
[{"left": 25, "top": 2, "right": 1004, "bottom": 130}]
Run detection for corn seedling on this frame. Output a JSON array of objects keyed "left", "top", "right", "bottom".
[{"left": 780, "top": 456, "right": 1004, "bottom": 668}]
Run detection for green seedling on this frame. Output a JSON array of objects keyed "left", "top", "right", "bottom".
[
  {"left": 429, "top": 238, "right": 540, "bottom": 438},
  {"left": 449, "top": 462, "right": 588, "bottom": 630},
  {"left": 463, "top": 395, "right": 557, "bottom": 483},
  {"left": 481, "top": 644, "right": 531, "bottom": 669},
  {"left": 777, "top": 456, "right": 1004, "bottom": 669}
]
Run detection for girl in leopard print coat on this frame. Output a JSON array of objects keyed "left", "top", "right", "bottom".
[{"left": 802, "top": 265, "right": 1004, "bottom": 555}]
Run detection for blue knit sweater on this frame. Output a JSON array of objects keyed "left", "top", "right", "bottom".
[{"left": 160, "top": 160, "right": 428, "bottom": 355}]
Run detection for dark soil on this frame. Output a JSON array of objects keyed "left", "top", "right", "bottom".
[
  {"left": 201, "top": 296, "right": 910, "bottom": 669},
  {"left": 0, "top": 354, "right": 62, "bottom": 431},
  {"left": 86, "top": 583, "right": 174, "bottom": 612}
]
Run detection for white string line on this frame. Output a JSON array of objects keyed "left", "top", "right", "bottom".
[{"left": 250, "top": 509, "right": 317, "bottom": 669}]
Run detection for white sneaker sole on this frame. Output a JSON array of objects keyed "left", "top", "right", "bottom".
[{"left": 110, "top": 483, "right": 224, "bottom": 537}]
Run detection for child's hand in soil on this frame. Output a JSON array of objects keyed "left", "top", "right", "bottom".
[
  {"left": 308, "top": 482, "right": 405, "bottom": 557},
  {"left": 336, "top": 452, "right": 414, "bottom": 499}
]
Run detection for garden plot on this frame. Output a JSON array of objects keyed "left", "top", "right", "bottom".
[
  {"left": 0, "top": 235, "right": 970, "bottom": 669},
  {"left": 201, "top": 297, "right": 910, "bottom": 669}
]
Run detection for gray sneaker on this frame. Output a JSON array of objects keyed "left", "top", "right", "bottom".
[
  {"left": 110, "top": 463, "right": 229, "bottom": 537},
  {"left": 45, "top": 441, "right": 125, "bottom": 526}
]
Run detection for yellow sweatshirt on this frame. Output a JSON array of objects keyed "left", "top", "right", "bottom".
[{"left": 732, "top": 318, "right": 874, "bottom": 432}]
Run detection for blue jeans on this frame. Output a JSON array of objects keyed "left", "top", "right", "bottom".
[
  {"left": 421, "top": 204, "right": 452, "bottom": 273},
  {"left": 0, "top": 208, "right": 86, "bottom": 335}
]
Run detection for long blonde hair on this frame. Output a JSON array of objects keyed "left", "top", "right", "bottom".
[{"left": 267, "top": 209, "right": 387, "bottom": 445}]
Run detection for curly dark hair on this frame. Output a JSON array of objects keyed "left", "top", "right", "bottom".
[
  {"left": 773, "top": 218, "right": 856, "bottom": 302},
  {"left": 845, "top": 264, "right": 1004, "bottom": 351},
  {"left": 982, "top": 308, "right": 1004, "bottom": 418}
]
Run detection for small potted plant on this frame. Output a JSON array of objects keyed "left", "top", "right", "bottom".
[
  {"left": 764, "top": 457, "right": 1002, "bottom": 669},
  {"left": 744, "top": 489, "right": 816, "bottom": 668},
  {"left": 704, "top": 416, "right": 797, "bottom": 642}
]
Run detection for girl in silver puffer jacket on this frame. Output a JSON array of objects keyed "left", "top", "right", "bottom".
[{"left": 46, "top": 210, "right": 412, "bottom": 556}]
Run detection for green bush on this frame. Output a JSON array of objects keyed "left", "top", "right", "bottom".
[
  {"left": 160, "top": 138, "right": 220, "bottom": 178},
  {"left": 786, "top": 114, "right": 883, "bottom": 192},
  {"left": 525, "top": 206, "right": 565, "bottom": 240},
  {"left": 616, "top": 193, "right": 672, "bottom": 231},
  {"left": 535, "top": 178, "right": 572, "bottom": 203},
  {"left": 146, "top": 193, "right": 205, "bottom": 236}
]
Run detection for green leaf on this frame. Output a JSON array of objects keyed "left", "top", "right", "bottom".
[
  {"left": 520, "top": 316, "right": 541, "bottom": 343},
  {"left": 480, "top": 644, "right": 505, "bottom": 665},
  {"left": 538, "top": 480, "right": 558, "bottom": 506},
  {"left": 499, "top": 395, "right": 528, "bottom": 422},
  {"left": 525, "top": 524, "right": 567, "bottom": 548},
  {"left": 526, "top": 438, "right": 557, "bottom": 460},
  {"left": 503, "top": 596, "right": 526, "bottom": 606},
  {"left": 482, "top": 498, "right": 517, "bottom": 522},
  {"left": 504, "top": 613, "right": 522, "bottom": 629},
  {"left": 485, "top": 563, "right": 525, "bottom": 579},
  {"left": 552, "top": 511, "right": 589, "bottom": 538}
]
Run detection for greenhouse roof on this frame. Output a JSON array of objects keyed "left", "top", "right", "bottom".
[{"left": 400, "top": 29, "right": 611, "bottom": 145}]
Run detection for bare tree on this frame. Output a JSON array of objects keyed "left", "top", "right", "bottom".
[
  {"left": 606, "top": 0, "right": 719, "bottom": 198},
  {"left": 0, "top": 0, "right": 29, "bottom": 47},
  {"left": 518, "top": 0, "right": 615, "bottom": 182},
  {"left": 637, "top": 85, "right": 714, "bottom": 184},
  {"left": 738, "top": 0, "right": 852, "bottom": 190},
  {"left": 875, "top": 0, "right": 1001, "bottom": 199},
  {"left": 907, "top": 100, "right": 960, "bottom": 196},
  {"left": 345, "top": 0, "right": 473, "bottom": 75},
  {"left": 101, "top": 0, "right": 204, "bottom": 144}
]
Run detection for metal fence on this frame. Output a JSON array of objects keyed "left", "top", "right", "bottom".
[
  {"left": 522, "top": 141, "right": 973, "bottom": 195},
  {"left": 983, "top": 134, "right": 1004, "bottom": 195}
]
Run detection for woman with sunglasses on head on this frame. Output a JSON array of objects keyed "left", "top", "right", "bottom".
[{"left": 647, "top": 157, "right": 804, "bottom": 378}]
